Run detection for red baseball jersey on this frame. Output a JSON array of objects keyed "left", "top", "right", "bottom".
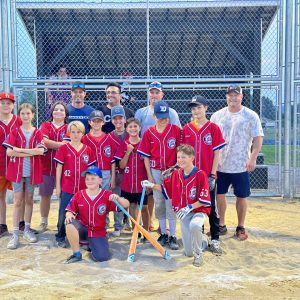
[
  {"left": 82, "top": 133, "right": 117, "bottom": 171},
  {"left": 162, "top": 167, "right": 211, "bottom": 215},
  {"left": 3, "top": 127, "right": 47, "bottom": 184},
  {"left": 66, "top": 189, "right": 117, "bottom": 237},
  {"left": 108, "top": 131, "right": 128, "bottom": 174},
  {"left": 182, "top": 121, "right": 226, "bottom": 176},
  {"left": 0, "top": 115, "right": 22, "bottom": 176},
  {"left": 114, "top": 139, "right": 148, "bottom": 193},
  {"left": 137, "top": 124, "right": 181, "bottom": 171},
  {"left": 40, "top": 122, "right": 68, "bottom": 176},
  {"left": 54, "top": 143, "right": 96, "bottom": 194}
]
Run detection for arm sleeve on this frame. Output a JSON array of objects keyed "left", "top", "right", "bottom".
[
  {"left": 66, "top": 193, "right": 78, "bottom": 214},
  {"left": 3, "top": 130, "right": 16, "bottom": 149},
  {"left": 114, "top": 142, "right": 126, "bottom": 161},
  {"left": 88, "top": 147, "right": 97, "bottom": 166},
  {"left": 211, "top": 123, "right": 226, "bottom": 151},
  {"left": 36, "top": 130, "right": 48, "bottom": 153},
  {"left": 251, "top": 113, "right": 264, "bottom": 138},
  {"left": 40, "top": 122, "right": 50, "bottom": 139},
  {"left": 197, "top": 171, "right": 211, "bottom": 207},
  {"left": 54, "top": 145, "right": 65, "bottom": 165},
  {"left": 137, "top": 130, "right": 151, "bottom": 157}
]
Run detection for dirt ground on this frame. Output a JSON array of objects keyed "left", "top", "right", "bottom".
[{"left": 0, "top": 197, "right": 300, "bottom": 300}]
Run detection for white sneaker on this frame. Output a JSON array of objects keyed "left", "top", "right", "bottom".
[
  {"left": 193, "top": 253, "right": 203, "bottom": 267},
  {"left": 23, "top": 230, "right": 38, "bottom": 243},
  {"left": 7, "top": 235, "right": 19, "bottom": 249},
  {"left": 38, "top": 223, "right": 48, "bottom": 233},
  {"left": 209, "top": 239, "right": 222, "bottom": 255},
  {"left": 111, "top": 229, "right": 121, "bottom": 237}
]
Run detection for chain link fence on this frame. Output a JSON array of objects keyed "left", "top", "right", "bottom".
[
  {"left": 294, "top": 86, "right": 300, "bottom": 197},
  {"left": 14, "top": 84, "right": 283, "bottom": 196},
  {"left": 13, "top": 0, "right": 280, "bottom": 80}
]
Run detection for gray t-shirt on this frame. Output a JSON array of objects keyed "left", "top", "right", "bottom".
[
  {"left": 135, "top": 105, "right": 182, "bottom": 136},
  {"left": 21, "top": 128, "right": 34, "bottom": 177}
]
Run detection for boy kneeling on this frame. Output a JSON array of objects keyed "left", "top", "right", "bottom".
[
  {"left": 142, "top": 145, "right": 210, "bottom": 267},
  {"left": 65, "top": 166, "right": 129, "bottom": 263}
]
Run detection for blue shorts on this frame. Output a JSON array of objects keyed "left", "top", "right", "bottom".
[
  {"left": 217, "top": 171, "right": 251, "bottom": 198},
  {"left": 70, "top": 219, "right": 111, "bottom": 262}
]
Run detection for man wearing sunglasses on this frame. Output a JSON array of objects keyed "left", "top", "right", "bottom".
[
  {"left": 135, "top": 81, "right": 181, "bottom": 136},
  {"left": 99, "top": 83, "right": 134, "bottom": 134},
  {"left": 67, "top": 82, "right": 94, "bottom": 132}
]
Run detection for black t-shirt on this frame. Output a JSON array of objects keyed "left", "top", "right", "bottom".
[{"left": 99, "top": 105, "right": 135, "bottom": 133}]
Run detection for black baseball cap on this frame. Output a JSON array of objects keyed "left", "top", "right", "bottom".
[
  {"left": 188, "top": 95, "right": 208, "bottom": 108},
  {"left": 226, "top": 85, "right": 242, "bottom": 94},
  {"left": 89, "top": 110, "right": 104, "bottom": 121}
]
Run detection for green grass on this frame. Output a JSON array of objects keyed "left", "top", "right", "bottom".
[{"left": 261, "top": 145, "right": 300, "bottom": 165}]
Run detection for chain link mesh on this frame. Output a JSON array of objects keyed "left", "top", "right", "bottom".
[
  {"left": 295, "top": 86, "right": 300, "bottom": 197},
  {"left": 14, "top": 0, "right": 280, "bottom": 80},
  {"left": 15, "top": 84, "right": 282, "bottom": 195}
]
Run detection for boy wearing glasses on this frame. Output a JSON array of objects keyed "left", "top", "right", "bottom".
[
  {"left": 99, "top": 83, "right": 134, "bottom": 134},
  {"left": 67, "top": 82, "right": 94, "bottom": 133}
]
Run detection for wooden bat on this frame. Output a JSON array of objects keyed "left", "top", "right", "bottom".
[
  {"left": 127, "top": 187, "right": 146, "bottom": 262},
  {"left": 113, "top": 198, "right": 170, "bottom": 260}
]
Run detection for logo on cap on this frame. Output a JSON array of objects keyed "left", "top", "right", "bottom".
[{"left": 160, "top": 106, "right": 167, "bottom": 112}]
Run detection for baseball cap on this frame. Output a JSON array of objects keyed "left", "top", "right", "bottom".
[
  {"left": 149, "top": 81, "right": 163, "bottom": 91},
  {"left": 154, "top": 100, "right": 170, "bottom": 119},
  {"left": 111, "top": 105, "right": 125, "bottom": 118},
  {"left": 81, "top": 166, "right": 103, "bottom": 178},
  {"left": 72, "top": 81, "right": 85, "bottom": 91},
  {"left": 226, "top": 85, "right": 242, "bottom": 95},
  {"left": 0, "top": 92, "right": 15, "bottom": 102},
  {"left": 188, "top": 95, "right": 208, "bottom": 108},
  {"left": 89, "top": 110, "right": 104, "bottom": 121}
]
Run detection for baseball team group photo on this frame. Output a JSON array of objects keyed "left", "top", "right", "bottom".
[{"left": 0, "top": 0, "right": 299, "bottom": 299}]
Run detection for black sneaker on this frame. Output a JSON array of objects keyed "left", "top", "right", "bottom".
[
  {"left": 157, "top": 233, "right": 169, "bottom": 246},
  {"left": 19, "top": 221, "right": 39, "bottom": 235},
  {"left": 219, "top": 225, "right": 228, "bottom": 235},
  {"left": 65, "top": 253, "right": 82, "bottom": 264},
  {"left": 56, "top": 240, "right": 68, "bottom": 248},
  {"left": 0, "top": 224, "right": 9, "bottom": 237},
  {"left": 168, "top": 236, "right": 179, "bottom": 250}
]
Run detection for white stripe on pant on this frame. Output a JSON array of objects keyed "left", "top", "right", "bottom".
[{"left": 180, "top": 212, "right": 207, "bottom": 257}]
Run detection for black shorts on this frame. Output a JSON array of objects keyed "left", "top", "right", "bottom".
[{"left": 121, "top": 190, "right": 148, "bottom": 205}]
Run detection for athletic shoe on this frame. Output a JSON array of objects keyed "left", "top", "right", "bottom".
[
  {"left": 111, "top": 229, "right": 121, "bottom": 237},
  {"left": 219, "top": 225, "right": 228, "bottom": 235},
  {"left": 65, "top": 253, "right": 82, "bottom": 264},
  {"left": 23, "top": 230, "right": 38, "bottom": 243},
  {"left": 193, "top": 253, "right": 203, "bottom": 267},
  {"left": 157, "top": 233, "right": 169, "bottom": 246},
  {"left": 123, "top": 219, "right": 131, "bottom": 231},
  {"left": 235, "top": 227, "right": 248, "bottom": 241},
  {"left": 209, "top": 239, "right": 222, "bottom": 255},
  {"left": 19, "top": 221, "right": 39, "bottom": 235},
  {"left": 56, "top": 240, "right": 68, "bottom": 248},
  {"left": 0, "top": 224, "right": 9, "bottom": 237},
  {"left": 168, "top": 236, "right": 179, "bottom": 250},
  {"left": 7, "top": 235, "right": 19, "bottom": 249},
  {"left": 38, "top": 223, "right": 48, "bottom": 233}
]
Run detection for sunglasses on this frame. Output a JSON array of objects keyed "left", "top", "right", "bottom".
[
  {"left": 149, "top": 82, "right": 162, "bottom": 89},
  {"left": 72, "top": 83, "right": 85, "bottom": 90}
]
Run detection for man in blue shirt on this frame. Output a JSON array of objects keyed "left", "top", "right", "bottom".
[{"left": 67, "top": 82, "right": 94, "bottom": 132}]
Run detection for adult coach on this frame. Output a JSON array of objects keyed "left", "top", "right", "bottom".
[
  {"left": 99, "top": 82, "right": 134, "bottom": 133},
  {"left": 135, "top": 81, "right": 181, "bottom": 135},
  {"left": 210, "top": 85, "right": 264, "bottom": 240},
  {"left": 67, "top": 82, "right": 94, "bottom": 132}
]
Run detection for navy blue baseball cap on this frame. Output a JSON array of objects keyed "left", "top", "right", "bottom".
[
  {"left": 111, "top": 105, "right": 125, "bottom": 118},
  {"left": 154, "top": 100, "right": 170, "bottom": 119},
  {"left": 72, "top": 81, "right": 85, "bottom": 91},
  {"left": 81, "top": 166, "right": 103, "bottom": 178},
  {"left": 188, "top": 95, "right": 208, "bottom": 108},
  {"left": 89, "top": 110, "right": 104, "bottom": 121}
]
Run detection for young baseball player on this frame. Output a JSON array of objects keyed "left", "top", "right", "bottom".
[
  {"left": 138, "top": 100, "right": 181, "bottom": 250},
  {"left": 3, "top": 103, "right": 47, "bottom": 249},
  {"left": 38, "top": 101, "right": 69, "bottom": 233},
  {"left": 182, "top": 95, "right": 226, "bottom": 255},
  {"left": 142, "top": 144, "right": 211, "bottom": 267},
  {"left": 82, "top": 110, "right": 117, "bottom": 191},
  {"left": 107, "top": 105, "right": 129, "bottom": 236},
  {"left": 54, "top": 121, "right": 96, "bottom": 248},
  {"left": 65, "top": 166, "right": 129, "bottom": 263},
  {"left": 114, "top": 118, "right": 149, "bottom": 237},
  {"left": 0, "top": 92, "right": 22, "bottom": 237}
]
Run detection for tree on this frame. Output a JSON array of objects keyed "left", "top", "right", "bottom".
[{"left": 261, "top": 96, "right": 276, "bottom": 120}]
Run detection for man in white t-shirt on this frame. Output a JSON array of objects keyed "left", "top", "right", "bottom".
[{"left": 210, "top": 85, "right": 264, "bottom": 241}]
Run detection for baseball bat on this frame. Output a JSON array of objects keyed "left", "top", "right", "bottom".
[
  {"left": 127, "top": 187, "right": 146, "bottom": 262},
  {"left": 113, "top": 198, "right": 170, "bottom": 260}
]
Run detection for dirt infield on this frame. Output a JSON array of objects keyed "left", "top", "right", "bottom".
[{"left": 0, "top": 197, "right": 300, "bottom": 299}]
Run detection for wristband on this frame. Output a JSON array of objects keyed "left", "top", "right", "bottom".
[{"left": 187, "top": 204, "right": 193, "bottom": 209}]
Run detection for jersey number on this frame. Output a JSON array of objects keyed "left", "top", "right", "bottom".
[
  {"left": 124, "top": 166, "right": 130, "bottom": 174},
  {"left": 200, "top": 188, "right": 208, "bottom": 198},
  {"left": 150, "top": 160, "right": 156, "bottom": 168},
  {"left": 64, "top": 170, "right": 71, "bottom": 177}
]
